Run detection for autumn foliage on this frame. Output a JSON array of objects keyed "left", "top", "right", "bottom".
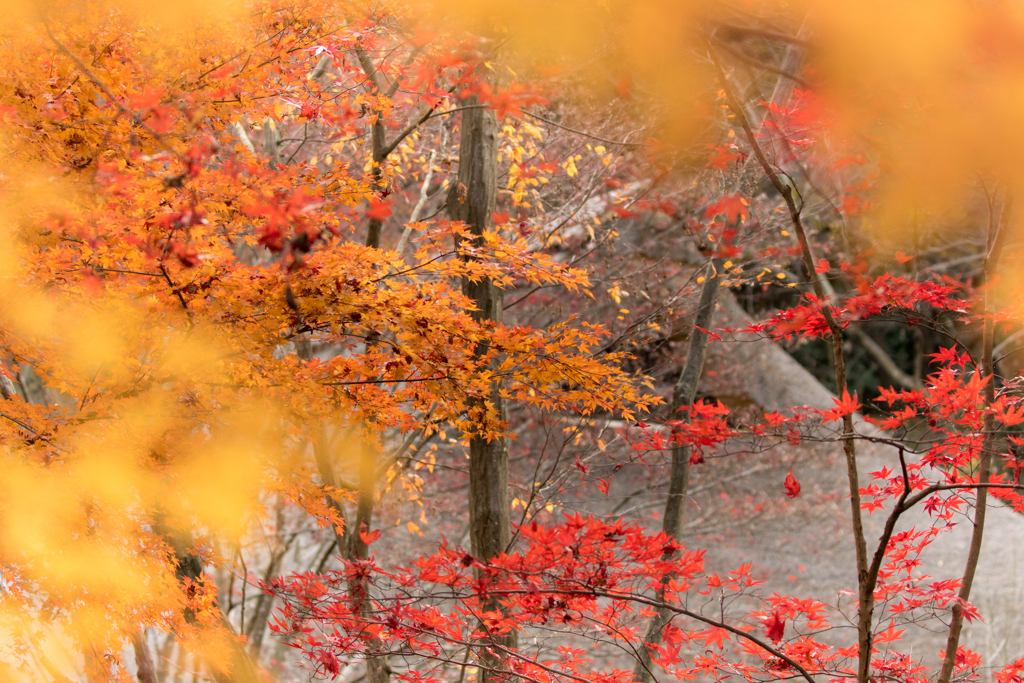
[{"left": 2, "top": 2, "right": 1024, "bottom": 683}]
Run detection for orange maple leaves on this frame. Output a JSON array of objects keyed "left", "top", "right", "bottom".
[{"left": 0, "top": 5, "right": 656, "bottom": 676}]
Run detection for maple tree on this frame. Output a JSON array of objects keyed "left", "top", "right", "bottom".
[
  {"left": 3, "top": 2, "right": 1024, "bottom": 683},
  {"left": 0, "top": 1, "right": 647, "bottom": 680}
]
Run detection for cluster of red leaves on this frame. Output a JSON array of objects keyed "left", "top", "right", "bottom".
[
  {"left": 470, "top": 81, "right": 550, "bottom": 120},
  {"left": 997, "top": 658, "right": 1024, "bottom": 683},
  {"left": 270, "top": 500, "right": 1000, "bottom": 683},
  {"left": 864, "top": 352, "right": 1024, "bottom": 518},
  {"left": 747, "top": 274, "right": 963, "bottom": 342},
  {"left": 601, "top": 262, "right": 1024, "bottom": 681},
  {"left": 267, "top": 514, "right": 874, "bottom": 683}
]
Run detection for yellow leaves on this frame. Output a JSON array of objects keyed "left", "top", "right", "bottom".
[
  {"left": 607, "top": 283, "right": 625, "bottom": 304},
  {"left": 0, "top": 283, "right": 143, "bottom": 385},
  {"left": 0, "top": 453, "right": 176, "bottom": 641},
  {"left": 587, "top": 144, "right": 614, "bottom": 166},
  {"left": 171, "top": 410, "right": 280, "bottom": 540},
  {"left": 16, "top": 222, "right": 58, "bottom": 250},
  {"left": 0, "top": 394, "right": 287, "bottom": 652},
  {"left": 65, "top": 307, "right": 136, "bottom": 376},
  {"left": 562, "top": 155, "right": 579, "bottom": 178},
  {"left": 0, "top": 0, "right": 37, "bottom": 38},
  {"left": 403, "top": 221, "right": 428, "bottom": 235},
  {"left": 506, "top": 163, "right": 545, "bottom": 205},
  {"left": 8, "top": 628, "right": 85, "bottom": 683},
  {"left": 158, "top": 332, "right": 224, "bottom": 386},
  {"left": 121, "top": 0, "right": 248, "bottom": 36},
  {"left": 510, "top": 496, "right": 557, "bottom": 520},
  {"left": 520, "top": 121, "right": 544, "bottom": 141},
  {"left": 412, "top": 449, "right": 436, "bottom": 474}
]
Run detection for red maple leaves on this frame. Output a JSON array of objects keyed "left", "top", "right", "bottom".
[
  {"left": 366, "top": 198, "right": 394, "bottom": 221},
  {"left": 747, "top": 274, "right": 963, "bottom": 342},
  {"left": 706, "top": 145, "right": 743, "bottom": 170},
  {"left": 764, "top": 611, "right": 786, "bottom": 642},
  {"left": 783, "top": 468, "right": 801, "bottom": 498},
  {"left": 704, "top": 194, "right": 749, "bottom": 224},
  {"left": 822, "top": 389, "right": 862, "bottom": 423},
  {"left": 270, "top": 515, "right": 842, "bottom": 682},
  {"left": 471, "top": 81, "right": 550, "bottom": 120}
]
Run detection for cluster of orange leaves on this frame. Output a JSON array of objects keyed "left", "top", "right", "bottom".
[{"left": 0, "top": 0, "right": 652, "bottom": 676}]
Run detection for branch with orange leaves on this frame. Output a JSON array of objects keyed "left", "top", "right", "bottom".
[{"left": 42, "top": 17, "right": 185, "bottom": 165}]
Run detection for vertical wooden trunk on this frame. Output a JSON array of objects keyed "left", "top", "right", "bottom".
[
  {"left": 316, "top": 427, "right": 389, "bottom": 683},
  {"left": 131, "top": 633, "right": 157, "bottom": 683},
  {"left": 633, "top": 261, "right": 722, "bottom": 683},
  {"left": 349, "top": 440, "right": 391, "bottom": 683},
  {"left": 450, "top": 96, "right": 517, "bottom": 680}
]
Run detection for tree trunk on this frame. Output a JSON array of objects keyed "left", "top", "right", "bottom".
[
  {"left": 131, "top": 632, "right": 158, "bottom": 683},
  {"left": 343, "top": 57, "right": 393, "bottom": 674},
  {"left": 348, "top": 440, "right": 391, "bottom": 683},
  {"left": 633, "top": 260, "right": 722, "bottom": 683},
  {"left": 312, "top": 426, "right": 389, "bottom": 683},
  {"left": 449, "top": 95, "right": 516, "bottom": 682},
  {"left": 936, "top": 194, "right": 1012, "bottom": 683},
  {"left": 155, "top": 519, "right": 263, "bottom": 683},
  {"left": 356, "top": 46, "right": 389, "bottom": 250}
]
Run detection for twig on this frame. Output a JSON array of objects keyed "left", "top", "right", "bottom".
[
  {"left": 713, "top": 22, "right": 811, "bottom": 47},
  {"left": 159, "top": 265, "right": 194, "bottom": 324},
  {"left": 710, "top": 37, "right": 813, "bottom": 90},
  {"left": 523, "top": 111, "right": 645, "bottom": 148},
  {"left": 396, "top": 148, "right": 438, "bottom": 254},
  {"left": 320, "top": 374, "right": 450, "bottom": 387}
]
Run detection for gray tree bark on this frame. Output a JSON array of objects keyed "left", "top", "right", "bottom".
[
  {"left": 449, "top": 95, "right": 517, "bottom": 682},
  {"left": 312, "top": 427, "right": 389, "bottom": 683}
]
